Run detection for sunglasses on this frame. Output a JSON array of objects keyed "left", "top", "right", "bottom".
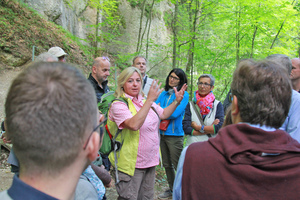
[{"left": 102, "top": 56, "right": 110, "bottom": 62}]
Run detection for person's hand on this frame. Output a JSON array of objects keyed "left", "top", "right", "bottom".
[
  {"left": 99, "top": 113, "right": 105, "bottom": 123},
  {"left": 191, "top": 121, "right": 199, "bottom": 130},
  {"left": 1, "top": 132, "right": 11, "bottom": 144},
  {"left": 212, "top": 119, "right": 220, "bottom": 125},
  {"left": 105, "top": 179, "right": 113, "bottom": 188},
  {"left": 146, "top": 79, "right": 163, "bottom": 102},
  {"left": 174, "top": 83, "right": 187, "bottom": 103}
]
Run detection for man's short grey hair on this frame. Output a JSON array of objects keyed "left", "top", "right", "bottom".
[
  {"left": 132, "top": 55, "right": 147, "bottom": 65},
  {"left": 198, "top": 74, "right": 215, "bottom": 86},
  {"left": 5, "top": 62, "right": 97, "bottom": 175},
  {"left": 266, "top": 54, "right": 292, "bottom": 75},
  {"left": 35, "top": 52, "right": 58, "bottom": 62}
]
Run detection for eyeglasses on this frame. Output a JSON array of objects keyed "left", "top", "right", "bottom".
[
  {"left": 83, "top": 119, "right": 106, "bottom": 150},
  {"left": 197, "top": 82, "right": 212, "bottom": 87},
  {"left": 169, "top": 75, "right": 180, "bottom": 81},
  {"left": 102, "top": 56, "right": 110, "bottom": 62}
]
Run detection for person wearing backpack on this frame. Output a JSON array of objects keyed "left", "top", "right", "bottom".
[
  {"left": 88, "top": 56, "right": 111, "bottom": 171},
  {"left": 107, "top": 67, "right": 187, "bottom": 200}
]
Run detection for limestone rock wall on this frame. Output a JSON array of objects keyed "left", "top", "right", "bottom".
[
  {"left": 22, "top": 0, "right": 96, "bottom": 44},
  {"left": 105, "top": 0, "right": 172, "bottom": 56},
  {"left": 21, "top": 0, "right": 172, "bottom": 57}
]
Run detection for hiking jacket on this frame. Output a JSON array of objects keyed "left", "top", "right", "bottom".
[
  {"left": 155, "top": 90, "right": 189, "bottom": 136},
  {"left": 88, "top": 73, "right": 109, "bottom": 103}
]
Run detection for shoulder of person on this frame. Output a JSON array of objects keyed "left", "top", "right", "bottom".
[
  {"left": 75, "top": 176, "right": 98, "bottom": 200},
  {"left": 184, "top": 91, "right": 189, "bottom": 96},
  {"left": 0, "top": 190, "right": 12, "bottom": 200}
]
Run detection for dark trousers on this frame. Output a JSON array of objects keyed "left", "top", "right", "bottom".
[
  {"left": 101, "top": 154, "right": 111, "bottom": 171},
  {"left": 160, "top": 135, "right": 183, "bottom": 190}
]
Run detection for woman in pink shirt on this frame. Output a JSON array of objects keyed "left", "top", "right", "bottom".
[{"left": 108, "top": 67, "right": 187, "bottom": 200}]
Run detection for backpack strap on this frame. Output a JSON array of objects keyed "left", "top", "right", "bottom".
[{"left": 109, "top": 97, "right": 128, "bottom": 184}]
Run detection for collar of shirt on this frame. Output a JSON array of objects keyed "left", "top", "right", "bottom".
[
  {"left": 8, "top": 175, "right": 58, "bottom": 200},
  {"left": 124, "top": 93, "right": 144, "bottom": 105},
  {"left": 238, "top": 122, "right": 276, "bottom": 132},
  {"left": 143, "top": 74, "right": 148, "bottom": 81}
]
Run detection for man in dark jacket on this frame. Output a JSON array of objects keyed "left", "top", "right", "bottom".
[
  {"left": 174, "top": 59, "right": 300, "bottom": 200},
  {"left": 88, "top": 56, "right": 111, "bottom": 173},
  {"left": 88, "top": 56, "right": 110, "bottom": 102}
]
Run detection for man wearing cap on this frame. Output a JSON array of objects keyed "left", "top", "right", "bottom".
[
  {"left": 48, "top": 46, "right": 68, "bottom": 62},
  {"left": 132, "top": 55, "right": 153, "bottom": 96},
  {"left": 291, "top": 58, "right": 300, "bottom": 92},
  {"left": 88, "top": 57, "right": 111, "bottom": 103}
]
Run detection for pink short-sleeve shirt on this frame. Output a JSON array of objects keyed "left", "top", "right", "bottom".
[{"left": 109, "top": 94, "right": 163, "bottom": 168}]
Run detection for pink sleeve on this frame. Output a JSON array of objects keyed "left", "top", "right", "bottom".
[
  {"left": 151, "top": 102, "right": 164, "bottom": 117},
  {"left": 109, "top": 101, "right": 133, "bottom": 129}
]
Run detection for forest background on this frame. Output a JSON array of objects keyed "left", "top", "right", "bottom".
[
  {"left": 1, "top": 0, "right": 300, "bottom": 103},
  {"left": 0, "top": 0, "right": 300, "bottom": 196}
]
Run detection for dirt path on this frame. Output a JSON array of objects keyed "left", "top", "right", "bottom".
[{"left": 0, "top": 68, "right": 21, "bottom": 192}]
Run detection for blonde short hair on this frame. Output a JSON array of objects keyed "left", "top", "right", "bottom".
[{"left": 115, "top": 67, "right": 144, "bottom": 98}]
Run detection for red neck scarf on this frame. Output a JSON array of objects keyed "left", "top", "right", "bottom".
[{"left": 194, "top": 91, "right": 215, "bottom": 117}]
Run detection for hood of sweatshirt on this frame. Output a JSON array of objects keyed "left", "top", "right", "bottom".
[{"left": 209, "top": 123, "right": 300, "bottom": 166}]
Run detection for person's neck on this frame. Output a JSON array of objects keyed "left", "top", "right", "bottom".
[
  {"left": 292, "top": 79, "right": 300, "bottom": 92},
  {"left": 20, "top": 161, "right": 87, "bottom": 200},
  {"left": 92, "top": 74, "right": 103, "bottom": 89},
  {"left": 198, "top": 93, "right": 208, "bottom": 98}
]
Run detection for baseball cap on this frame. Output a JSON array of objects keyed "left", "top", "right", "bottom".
[{"left": 48, "top": 47, "right": 68, "bottom": 58}]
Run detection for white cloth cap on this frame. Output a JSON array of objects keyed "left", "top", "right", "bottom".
[{"left": 48, "top": 46, "right": 67, "bottom": 58}]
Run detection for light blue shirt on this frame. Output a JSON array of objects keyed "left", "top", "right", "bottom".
[
  {"left": 280, "top": 90, "right": 300, "bottom": 142},
  {"left": 173, "top": 124, "right": 276, "bottom": 200}
]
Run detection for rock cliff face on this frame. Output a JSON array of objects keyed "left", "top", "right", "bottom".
[
  {"left": 22, "top": 0, "right": 96, "bottom": 44},
  {"left": 105, "top": 0, "right": 172, "bottom": 56},
  {"left": 21, "top": 0, "right": 172, "bottom": 58}
]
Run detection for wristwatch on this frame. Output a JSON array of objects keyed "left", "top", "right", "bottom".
[
  {"left": 199, "top": 125, "right": 205, "bottom": 133},
  {"left": 173, "top": 100, "right": 179, "bottom": 106}
]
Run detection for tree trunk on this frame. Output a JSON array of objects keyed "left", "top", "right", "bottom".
[
  {"left": 235, "top": 3, "right": 241, "bottom": 65},
  {"left": 172, "top": 0, "right": 179, "bottom": 69},
  {"left": 136, "top": 0, "right": 147, "bottom": 53},
  {"left": 250, "top": 26, "right": 257, "bottom": 58}
]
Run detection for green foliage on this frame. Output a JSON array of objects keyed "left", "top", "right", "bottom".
[
  {"left": 163, "top": 0, "right": 300, "bottom": 101},
  {"left": 128, "top": 0, "right": 143, "bottom": 8}
]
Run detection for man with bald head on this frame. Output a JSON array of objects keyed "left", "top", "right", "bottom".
[
  {"left": 88, "top": 57, "right": 111, "bottom": 172},
  {"left": 88, "top": 57, "right": 111, "bottom": 102},
  {"left": 291, "top": 58, "right": 300, "bottom": 92}
]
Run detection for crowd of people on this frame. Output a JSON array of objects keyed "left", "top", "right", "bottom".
[{"left": 1, "top": 48, "right": 300, "bottom": 200}]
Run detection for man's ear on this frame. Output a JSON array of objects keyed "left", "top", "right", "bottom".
[
  {"left": 92, "top": 65, "right": 97, "bottom": 74},
  {"left": 231, "top": 95, "right": 239, "bottom": 115},
  {"left": 86, "top": 132, "right": 100, "bottom": 162},
  {"left": 231, "top": 95, "right": 240, "bottom": 124}
]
